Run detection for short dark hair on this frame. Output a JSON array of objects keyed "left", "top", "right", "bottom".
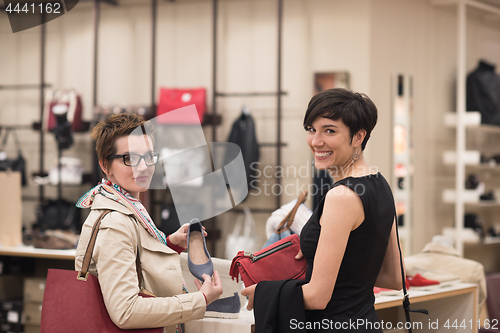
[
  {"left": 91, "top": 113, "right": 155, "bottom": 171},
  {"left": 303, "top": 88, "right": 378, "bottom": 150}
]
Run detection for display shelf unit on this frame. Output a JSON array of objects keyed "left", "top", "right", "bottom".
[
  {"left": 391, "top": 74, "right": 413, "bottom": 256},
  {"left": 463, "top": 236, "right": 500, "bottom": 245},
  {"left": 433, "top": 0, "right": 500, "bottom": 256}
]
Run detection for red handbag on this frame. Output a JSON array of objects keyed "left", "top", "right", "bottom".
[
  {"left": 44, "top": 89, "right": 84, "bottom": 132},
  {"left": 229, "top": 234, "right": 307, "bottom": 288},
  {"left": 157, "top": 87, "right": 206, "bottom": 124},
  {"left": 40, "top": 210, "right": 162, "bottom": 333}
]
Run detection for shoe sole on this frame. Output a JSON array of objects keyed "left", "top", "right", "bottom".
[{"left": 204, "top": 311, "right": 240, "bottom": 319}]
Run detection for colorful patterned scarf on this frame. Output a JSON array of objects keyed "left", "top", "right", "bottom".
[{"left": 76, "top": 179, "right": 168, "bottom": 246}]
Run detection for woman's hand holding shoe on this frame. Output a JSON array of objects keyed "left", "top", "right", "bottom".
[
  {"left": 195, "top": 271, "right": 223, "bottom": 305},
  {"left": 169, "top": 223, "right": 207, "bottom": 249}
]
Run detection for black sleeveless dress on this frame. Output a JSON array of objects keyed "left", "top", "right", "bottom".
[{"left": 300, "top": 173, "right": 395, "bottom": 332}]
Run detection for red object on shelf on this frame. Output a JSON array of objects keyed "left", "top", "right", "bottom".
[
  {"left": 157, "top": 87, "right": 206, "bottom": 124},
  {"left": 407, "top": 273, "right": 439, "bottom": 287}
]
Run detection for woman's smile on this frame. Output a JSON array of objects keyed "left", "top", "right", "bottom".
[{"left": 314, "top": 151, "right": 333, "bottom": 159}]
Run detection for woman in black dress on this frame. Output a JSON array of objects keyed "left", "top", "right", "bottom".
[{"left": 243, "top": 88, "right": 404, "bottom": 332}]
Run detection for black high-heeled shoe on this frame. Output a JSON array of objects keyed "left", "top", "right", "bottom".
[{"left": 187, "top": 218, "right": 214, "bottom": 281}]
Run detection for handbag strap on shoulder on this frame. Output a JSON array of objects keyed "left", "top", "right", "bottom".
[
  {"left": 133, "top": 216, "right": 146, "bottom": 290},
  {"left": 78, "top": 210, "right": 112, "bottom": 280},
  {"left": 78, "top": 210, "right": 145, "bottom": 290}
]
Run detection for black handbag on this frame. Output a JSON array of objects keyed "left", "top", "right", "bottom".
[
  {"left": 0, "top": 128, "right": 27, "bottom": 186},
  {"left": 36, "top": 198, "right": 82, "bottom": 232}
]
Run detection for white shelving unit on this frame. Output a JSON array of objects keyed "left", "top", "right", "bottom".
[
  {"left": 391, "top": 74, "right": 413, "bottom": 256},
  {"left": 433, "top": 0, "right": 500, "bottom": 256}
]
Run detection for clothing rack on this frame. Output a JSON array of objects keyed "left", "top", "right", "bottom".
[
  {"left": 3, "top": 0, "right": 285, "bottom": 256},
  {"left": 0, "top": 19, "right": 50, "bottom": 201},
  {"left": 0, "top": 84, "right": 51, "bottom": 90},
  {"left": 212, "top": 0, "right": 285, "bottom": 209}
]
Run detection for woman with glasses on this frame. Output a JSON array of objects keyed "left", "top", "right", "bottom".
[{"left": 74, "top": 113, "right": 222, "bottom": 332}]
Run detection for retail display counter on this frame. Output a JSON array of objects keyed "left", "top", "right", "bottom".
[
  {"left": 376, "top": 283, "right": 477, "bottom": 333},
  {"left": 0, "top": 247, "right": 478, "bottom": 333},
  {"left": 188, "top": 283, "right": 477, "bottom": 333},
  {"left": 0, "top": 246, "right": 76, "bottom": 261}
]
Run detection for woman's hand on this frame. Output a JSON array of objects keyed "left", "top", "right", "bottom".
[
  {"left": 169, "top": 223, "right": 207, "bottom": 249},
  {"left": 194, "top": 271, "right": 223, "bottom": 305},
  {"left": 241, "top": 284, "right": 257, "bottom": 311}
]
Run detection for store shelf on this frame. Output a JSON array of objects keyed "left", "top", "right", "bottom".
[
  {"left": 443, "top": 152, "right": 500, "bottom": 171},
  {"left": 0, "top": 246, "right": 76, "bottom": 260},
  {"left": 437, "top": 0, "right": 500, "bottom": 258},
  {"left": 482, "top": 237, "right": 500, "bottom": 245},
  {"left": 462, "top": 237, "right": 500, "bottom": 245},
  {"left": 433, "top": 0, "right": 500, "bottom": 16},
  {"left": 444, "top": 112, "right": 500, "bottom": 134},
  {"left": 442, "top": 189, "right": 484, "bottom": 203},
  {"left": 464, "top": 200, "right": 499, "bottom": 208},
  {"left": 443, "top": 150, "right": 481, "bottom": 165},
  {"left": 466, "top": 164, "right": 500, "bottom": 172},
  {"left": 444, "top": 111, "right": 481, "bottom": 127}
]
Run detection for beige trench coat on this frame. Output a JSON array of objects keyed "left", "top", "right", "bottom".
[{"left": 75, "top": 194, "right": 206, "bottom": 333}]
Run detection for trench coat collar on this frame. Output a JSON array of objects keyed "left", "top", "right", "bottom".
[{"left": 90, "top": 193, "right": 136, "bottom": 216}]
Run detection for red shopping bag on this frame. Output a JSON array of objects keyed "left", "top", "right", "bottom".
[{"left": 157, "top": 87, "right": 206, "bottom": 124}]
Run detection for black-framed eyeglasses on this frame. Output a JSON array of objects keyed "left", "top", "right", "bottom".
[{"left": 107, "top": 152, "right": 159, "bottom": 167}]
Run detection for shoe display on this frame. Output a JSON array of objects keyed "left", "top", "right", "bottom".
[
  {"left": 408, "top": 270, "right": 461, "bottom": 289},
  {"left": 407, "top": 273, "right": 440, "bottom": 290},
  {"left": 205, "top": 292, "right": 241, "bottom": 319},
  {"left": 187, "top": 218, "right": 214, "bottom": 281},
  {"left": 373, "top": 287, "right": 404, "bottom": 297}
]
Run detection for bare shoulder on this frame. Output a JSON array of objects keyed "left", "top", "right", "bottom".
[
  {"left": 321, "top": 185, "right": 364, "bottom": 229},
  {"left": 325, "top": 184, "right": 363, "bottom": 207}
]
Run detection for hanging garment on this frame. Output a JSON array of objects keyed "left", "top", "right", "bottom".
[
  {"left": 466, "top": 60, "right": 500, "bottom": 126},
  {"left": 43, "top": 89, "right": 85, "bottom": 132},
  {"left": 225, "top": 111, "right": 260, "bottom": 191}
]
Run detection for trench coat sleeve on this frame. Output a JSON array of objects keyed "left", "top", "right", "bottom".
[{"left": 78, "top": 211, "right": 206, "bottom": 330}]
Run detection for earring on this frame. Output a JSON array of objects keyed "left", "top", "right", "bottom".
[{"left": 352, "top": 148, "right": 360, "bottom": 162}]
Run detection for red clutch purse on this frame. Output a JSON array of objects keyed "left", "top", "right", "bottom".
[{"left": 229, "top": 234, "right": 306, "bottom": 288}]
